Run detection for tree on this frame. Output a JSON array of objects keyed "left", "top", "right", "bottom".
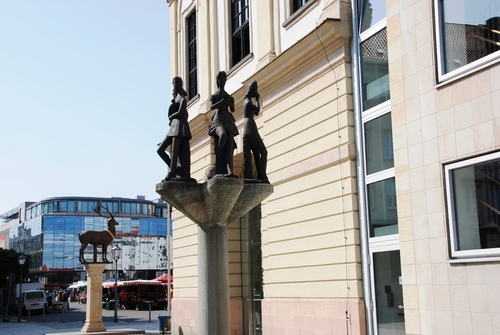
[{"left": 0, "top": 248, "right": 31, "bottom": 287}]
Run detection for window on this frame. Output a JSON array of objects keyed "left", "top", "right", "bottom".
[
  {"left": 59, "top": 201, "right": 68, "bottom": 212},
  {"left": 231, "top": 0, "right": 250, "bottom": 67},
  {"left": 364, "top": 112, "right": 394, "bottom": 174},
  {"left": 445, "top": 151, "right": 500, "bottom": 258},
  {"left": 187, "top": 11, "right": 197, "bottom": 99},
  {"left": 100, "top": 201, "right": 118, "bottom": 214},
  {"left": 67, "top": 201, "right": 76, "bottom": 212},
  {"left": 359, "top": 0, "right": 386, "bottom": 33},
  {"left": 360, "top": 28, "right": 390, "bottom": 110},
  {"left": 292, "top": 0, "right": 310, "bottom": 13},
  {"left": 435, "top": 0, "right": 500, "bottom": 81},
  {"left": 367, "top": 177, "right": 398, "bottom": 237},
  {"left": 383, "top": 131, "right": 393, "bottom": 160},
  {"left": 240, "top": 205, "right": 263, "bottom": 334},
  {"left": 123, "top": 202, "right": 133, "bottom": 214},
  {"left": 42, "top": 202, "right": 55, "bottom": 214}
]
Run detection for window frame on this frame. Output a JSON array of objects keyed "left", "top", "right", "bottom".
[
  {"left": 291, "top": 0, "right": 310, "bottom": 14},
  {"left": 445, "top": 151, "right": 500, "bottom": 259},
  {"left": 434, "top": 0, "right": 500, "bottom": 83},
  {"left": 186, "top": 10, "right": 198, "bottom": 101},
  {"left": 230, "top": 0, "right": 251, "bottom": 68},
  {"left": 283, "top": 0, "right": 318, "bottom": 28}
]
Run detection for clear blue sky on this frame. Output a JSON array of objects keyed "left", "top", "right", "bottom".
[{"left": 0, "top": 1, "right": 171, "bottom": 214}]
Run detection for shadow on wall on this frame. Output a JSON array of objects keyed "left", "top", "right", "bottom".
[{"left": 179, "top": 326, "right": 184, "bottom": 334}]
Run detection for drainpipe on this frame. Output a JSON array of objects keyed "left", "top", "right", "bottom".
[{"left": 350, "top": 1, "right": 374, "bottom": 335}]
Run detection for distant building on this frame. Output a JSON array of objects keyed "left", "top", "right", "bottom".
[{"left": 0, "top": 196, "right": 171, "bottom": 288}]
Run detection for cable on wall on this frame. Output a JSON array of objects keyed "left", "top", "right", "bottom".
[{"left": 314, "top": 15, "right": 352, "bottom": 335}]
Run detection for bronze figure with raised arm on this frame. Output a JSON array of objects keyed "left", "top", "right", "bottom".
[
  {"left": 209, "top": 71, "right": 239, "bottom": 177},
  {"left": 243, "top": 81, "right": 268, "bottom": 183}
]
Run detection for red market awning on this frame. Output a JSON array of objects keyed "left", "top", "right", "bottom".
[
  {"left": 153, "top": 274, "right": 173, "bottom": 283},
  {"left": 102, "top": 281, "right": 122, "bottom": 288},
  {"left": 122, "top": 280, "right": 164, "bottom": 286},
  {"left": 102, "top": 280, "right": 165, "bottom": 289}
]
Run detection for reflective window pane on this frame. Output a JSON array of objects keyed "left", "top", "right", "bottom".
[
  {"left": 440, "top": 0, "right": 500, "bottom": 74},
  {"left": 373, "top": 251, "right": 405, "bottom": 334},
  {"left": 365, "top": 113, "right": 394, "bottom": 174},
  {"left": 450, "top": 157, "right": 500, "bottom": 252},
  {"left": 368, "top": 178, "right": 398, "bottom": 237},
  {"left": 59, "top": 201, "right": 67, "bottom": 212},
  {"left": 360, "top": 0, "right": 386, "bottom": 33},
  {"left": 361, "top": 28, "right": 390, "bottom": 110}
]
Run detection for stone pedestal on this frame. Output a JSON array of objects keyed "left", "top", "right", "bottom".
[
  {"left": 81, "top": 263, "right": 107, "bottom": 333},
  {"left": 156, "top": 178, "right": 273, "bottom": 335}
]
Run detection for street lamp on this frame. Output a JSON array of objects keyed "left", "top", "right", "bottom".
[
  {"left": 112, "top": 245, "right": 122, "bottom": 323},
  {"left": 17, "top": 254, "right": 26, "bottom": 323}
]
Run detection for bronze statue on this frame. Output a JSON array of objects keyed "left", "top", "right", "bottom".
[
  {"left": 243, "top": 81, "right": 268, "bottom": 183},
  {"left": 78, "top": 205, "right": 118, "bottom": 263},
  {"left": 209, "top": 71, "right": 238, "bottom": 177},
  {"left": 157, "top": 77, "right": 193, "bottom": 181}
]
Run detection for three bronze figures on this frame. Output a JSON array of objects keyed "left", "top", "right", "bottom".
[{"left": 158, "top": 71, "right": 269, "bottom": 184}]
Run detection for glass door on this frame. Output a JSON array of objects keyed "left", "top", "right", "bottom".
[
  {"left": 240, "top": 206, "right": 263, "bottom": 335},
  {"left": 371, "top": 249, "right": 405, "bottom": 335}
]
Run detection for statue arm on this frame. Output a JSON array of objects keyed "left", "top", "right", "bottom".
[
  {"left": 253, "top": 99, "right": 260, "bottom": 115},
  {"left": 210, "top": 94, "right": 225, "bottom": 110},
  {"left": 245, "top": 97, "right": 260, "bottom": 116},
  {"left": 169, "top": 96, "right": 187, "bottom": 120},
  {"left": 228, "top": 96, "right": 235, "bottom": 113},
  {"left": 210, "top": 93, "right": 232, "bottom": 110}
]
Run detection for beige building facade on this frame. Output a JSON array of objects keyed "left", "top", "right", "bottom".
[{"left": 165, "top": 1, "right": 500, "bottom": 335}]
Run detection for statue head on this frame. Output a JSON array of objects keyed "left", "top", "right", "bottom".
[
  {"left": 173, "top": 76, "right": 183, "bottom": 89},
  {"left": 216, "top": 71, "right": 227, "bottom": 88},
  {"left": 172, "top": 76, "right": 187, "bottom": 97},
  {"left": 245, "top": 80, "right": 258, "bottom": 98},
  {"left": 248, "top": 80, "right": 258, "bottom": 93}
]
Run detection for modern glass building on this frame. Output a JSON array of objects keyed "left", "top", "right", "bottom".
[{"left": 0, "top": 196, "right": 171, "bottom": 288}]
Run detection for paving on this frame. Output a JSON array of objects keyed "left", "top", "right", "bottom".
[{"left": 0, "top": 301, "right": 171, "bottom": 335}]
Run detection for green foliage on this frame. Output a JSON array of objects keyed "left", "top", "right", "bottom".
[{"left": 0, "top": 248, "right": 31, "bottom": 287}]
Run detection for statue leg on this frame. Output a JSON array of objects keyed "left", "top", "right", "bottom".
[
  {"left": 167, "top": 137, "right": 182, "bottom": 179},
  {"left": 226, "top": 138, "right": 235, "bottom": 176},
  {"left": 79, "top": 245, "right": 87, "bottom": 263},
  {"left": 213, "top": 127, "right": 228, "bottom": 175},
  {"left": 157, "top": 136, "right": 172, "bottom": 168},
  {"left": 252, "top": 147, "right": 261, "bottom": 179},
  {"left": 102, "top": 245, "right": 108, "bottom": 262},
  {"left": 179, "top": 139, "right": 191, "bottom": 178},
  {"left": 93, "top": 247, "right": 97, "bottom": 263},
  {"left": 254, "top": 138, "right": 268, "bottom": 182},
  {"left": 243, "top": 140, "right": 253, "bottom": 179}
]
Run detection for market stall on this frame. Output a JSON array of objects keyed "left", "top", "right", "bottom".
[
  {"left": 102, "top": 279, "right": 168, "bottom": 310},
  {"left": 68, "top": 281, "right": 87, "bottom": 303}
]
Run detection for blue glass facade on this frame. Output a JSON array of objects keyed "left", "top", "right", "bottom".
[{"left": 2, "top": 196, "right": 170, "bottom": 286}]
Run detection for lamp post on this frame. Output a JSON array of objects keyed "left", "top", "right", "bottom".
[
  {"left": 17, "top": 254, "right": 26, "bottom": 323},
  {"left": 112, "top": 245, "right": 121, "bottom": 323}
]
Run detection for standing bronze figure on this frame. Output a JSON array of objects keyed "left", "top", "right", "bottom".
[
  {"left": 157, "top": 77, "right": 193, "bottom": 181},
  {"left": 243, "top": 81, "right": 268, "bottom": 183},
  {"left": 209, "top": 71, "right": 239, "bottom": 177}
]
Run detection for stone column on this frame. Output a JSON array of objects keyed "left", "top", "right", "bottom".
[
  {"left": 81, "top": 263, "right": 107, "bottom": 333},
  {"left": 198, "top": 225, "right": 230, "bottom": 335},
  {"left": 157, "top": 178, "right": 273, "bottom": 335}
]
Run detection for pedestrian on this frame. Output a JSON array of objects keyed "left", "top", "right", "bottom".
[
  {"left": 62, "top": 289, "right": 70, "bottom": 310},
  {"left": 120, "top": 289, "right": 127, "bottom": 310}
]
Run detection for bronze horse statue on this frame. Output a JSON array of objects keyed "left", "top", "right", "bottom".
[{"left": 78, "top": 205, "right": 118, "bottom": 263}]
